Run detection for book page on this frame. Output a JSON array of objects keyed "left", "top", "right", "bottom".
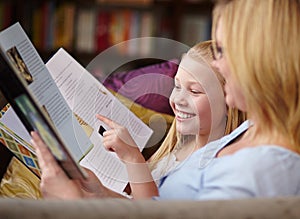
[
  {"left": 46, "top": 48, "right": 153, "bottom": 193},
  {"left": 0, "top": 108, "right": 34, "bottom": 154},
  {"left": 0, "top": 23, "right": 92, "bottom": 161}
]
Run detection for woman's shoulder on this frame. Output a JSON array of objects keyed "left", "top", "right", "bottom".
[
  {"left": 208, "top": 145, "right": 300, "bottom": 178},
  {"left": 198, "top": 145, "right": 300, "bottom": 199},
  {"left": 235, "top": 145, "right": 300, "bottom": 163},
  {"left": 222, "top": 145, "right": 300, "bottom": 167}
]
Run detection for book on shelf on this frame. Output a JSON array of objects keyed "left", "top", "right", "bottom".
[
  {"left": 96, "top": 0, "right": 153, "bottom": 6},
  {"left": 180, "top": 14, "right": 211, "bottom": 47},
  {"left": 17, "top": 1, "right": 156, "bottom": 55},
  {"left": 76, "top": 8, "right": 97, "bottom": 53},
  {"left": 0, "top": 23, "right": 153, "bottom": 194},
  {"left": 53, "top": 2, "right": 75, "bottom": 50},
  {"left": 0, "top": 2, "right": 12, "bottom": 31},
  {"left": 95, "top": 11, "right": 111, "bottom": 52},
  {"left": 25, "top": 1, "right": 76, "bottom": 52}
]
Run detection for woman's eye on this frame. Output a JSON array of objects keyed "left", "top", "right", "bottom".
[{"left": 174, "top": 84, "right": 181, "bottom": 89}]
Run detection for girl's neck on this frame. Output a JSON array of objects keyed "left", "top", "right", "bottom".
[{"left": 174, "top": 134, "right": 208, "bottom": 161}]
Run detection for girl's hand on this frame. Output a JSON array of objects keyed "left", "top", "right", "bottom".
[
  {"left": 96, "top": 114, "right": 145, "bottom": 164},
  {"left": 96, "top": 115, "right": 158, "bottom": 199}
]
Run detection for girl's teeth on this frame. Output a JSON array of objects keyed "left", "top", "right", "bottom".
[{"left": 177, "top": 111, "right": 193, "bottom": 119}]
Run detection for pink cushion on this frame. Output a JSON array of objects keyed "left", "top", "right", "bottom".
[{"left": 102, "top": 60, "right": 178, "bottom": 115}]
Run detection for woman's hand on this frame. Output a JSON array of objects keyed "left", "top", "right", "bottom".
[
  {"left": 96, "top": 114, "right": 145, "bottom": 164},
  {"left": 31, "top": 131, "right": 110, "bottom": 199}
]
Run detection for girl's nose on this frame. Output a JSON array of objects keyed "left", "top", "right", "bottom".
[{"left": 173, "top": 90, "right": 188, "bottom": 106}]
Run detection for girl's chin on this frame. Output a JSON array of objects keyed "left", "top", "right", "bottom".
[{"left": 176, "top": 125, "right": 198, "bottom": 136}]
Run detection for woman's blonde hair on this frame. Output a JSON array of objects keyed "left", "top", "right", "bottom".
[
  {"left": 149, "top": 40, "right": 246, "bottom": 170},
  {"left": 213, "top": 0, "right": 300, "bottom": 150}
]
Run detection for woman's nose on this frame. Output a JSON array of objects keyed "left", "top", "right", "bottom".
[{"left": 211, "top": 59, "right": 219, "bottom": 71}]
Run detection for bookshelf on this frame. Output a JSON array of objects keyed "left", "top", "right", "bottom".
[{"left": 0, "top": 0, "right": 213, "bottom": 65}]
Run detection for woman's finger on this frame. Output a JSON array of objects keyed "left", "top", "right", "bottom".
[{"left": 31, "top": 131, "right": 64, "bottom": 175}]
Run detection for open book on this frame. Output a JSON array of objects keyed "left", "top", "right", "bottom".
[{"left": 0, "top": 23, "right": 153, "bottom": 193}]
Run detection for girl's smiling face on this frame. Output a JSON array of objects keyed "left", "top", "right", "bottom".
[{"left": 170, "top": 67, "right": 212, "bottom": 136}]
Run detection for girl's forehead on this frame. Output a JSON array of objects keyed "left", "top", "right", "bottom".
[{"left": 176, "top": 67, "right": 214, "bottom": 85}]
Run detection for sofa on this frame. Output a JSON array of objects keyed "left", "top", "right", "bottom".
[
  {"left": 0, "top": 196, "right": 300, "bottom": 218},
  {"left": 1, "top": 60, "right": 300, "bottom": 218}
]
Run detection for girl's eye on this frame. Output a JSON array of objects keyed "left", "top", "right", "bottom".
[{"left": 190, "top": 89, "right": 204, "bottom": 94}]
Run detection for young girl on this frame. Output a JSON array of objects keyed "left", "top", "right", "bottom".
[{"left": 148, "top": 40, "right": 245, "bottom": 182}]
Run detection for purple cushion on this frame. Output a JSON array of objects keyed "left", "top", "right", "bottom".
[{"left": 102, "top": 60, "right": 178, "bottom": 115}]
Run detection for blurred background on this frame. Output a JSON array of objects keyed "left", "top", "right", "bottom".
[{"left": 0, "top": 0, "right": 213, "bottom": 66}]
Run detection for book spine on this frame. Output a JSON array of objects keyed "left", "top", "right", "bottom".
[
  {"left": 95, "top": 11, "right": 111, "bottom": 52},
  {"left": 76, "top": 8, "right": 96, "bottom": 53}
]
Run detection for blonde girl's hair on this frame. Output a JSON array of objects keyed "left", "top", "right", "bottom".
[
  {"left": 213, "top": 0, "right": 300, "bottom": 150},
  {"left": 148, "top": 40, "right": 246, "bottom": 170}
]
